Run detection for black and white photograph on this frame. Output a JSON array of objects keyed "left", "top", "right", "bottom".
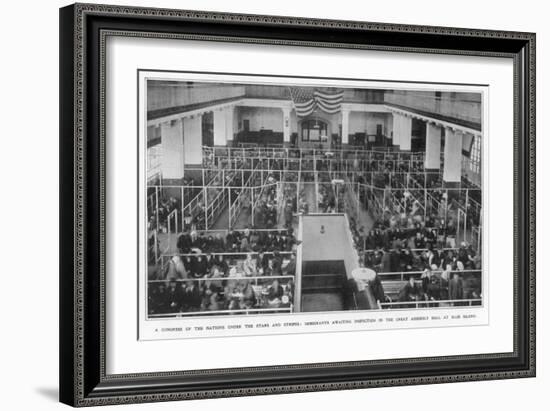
[{"left": 141, "top": 73, "right": 486, "bottom": 338}]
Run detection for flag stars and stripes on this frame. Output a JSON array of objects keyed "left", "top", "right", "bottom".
[{"left": 289, "top": 87, "right": 345, "bottom": 117}]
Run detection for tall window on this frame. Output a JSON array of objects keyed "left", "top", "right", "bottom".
[
  {"left": 301, "top": 119, "right": 328, "bottom": 142},
  {"left": 469, "top": 135, "right": 481, "bottom": 174}
]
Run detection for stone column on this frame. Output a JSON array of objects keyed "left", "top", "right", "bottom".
[
  {"left": 425, "top": 122, "right": 441, "bottom": 169},
  {"left": 160, "top": 119, "right": 184, "bottom": 181},
  {"left": 213, "top": 108, "right": 227, "bottom": 147},
  {"left": 282, "top": 107, "right": 291, "bottom": 147},
  {"left": 341, "top": 109, "right": 350, "bottom": 146},
  {"left": 224, "top": 106, "right": 234, "bottom": 147},
  {"left": 424, "top": 122, "right": 442, "bottom": 185},
  {"left": 392, "top": 113, "right": 401, "bottom": 147},
  {"left": 399, "top": 115, "right": 412, "bottom": 151},
  {"left": 183, "top": 115, "right": 202, "bottom": 166},
  {"left": 443, "top": 128, "right": 463, "bottom": 187}
]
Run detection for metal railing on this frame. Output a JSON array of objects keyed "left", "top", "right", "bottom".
[
  {"left": 149, "top": 307, "right": 293, "bottom": 318},
  {"left": 149, "top": 274, "right": 294, "bottom": 284},
  {"left": 161, "top": 251, "right": 294, "bottom": 259},
  {"left": 377, "top": 269, "right": 481, "bottom": 281},
  {"left": 203, "top": 145, "right": 426, "bottom": 162},
  {"left": 380, "top": 298, "right": 482, "bottom": 308},
  {"left": 363, "top": 247, "right": 461, "bottom": 253},
  {"left": 166, "top": 208, "right": 179, "bottom": 233}
]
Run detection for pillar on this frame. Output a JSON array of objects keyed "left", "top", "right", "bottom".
[
  {"left": 213, "top": 109, "right": 226, "bottom": 146},
  {"left": 443, "top": 128, "right": 463, "bottom": 187},
  {"left": 183, "top": 115, "right": 202, "bottom": 166},
  {"left": 341, "top": 109, "right": 350, "bottom": 146},
  {"left": 282, "top": 107, "right": 291, "bottom": 147},
  {"left": 399, "top": 115, "right": 412, "bottom": 151},
  {"left": 160, "top": 119, "right": 184, "bottom": 180},
  {"left": 392, "top": 113, "right": 401, "bottom": 147},
  {"left": 425, "top": 122, "right": 441, "bottom": 170},
  {"left": 224, "top": 106, "right": 234, "bottom": 147}
]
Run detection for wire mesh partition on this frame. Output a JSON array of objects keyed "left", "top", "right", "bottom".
[
  {"left": 204, "top": 145, "right": 427, "bottom": 164},
  {"left": 148, "top": 144, "right": 484, "bottom": 317},
  {"left": 149, "top": 182, "right": 481, "bottom": 252}
]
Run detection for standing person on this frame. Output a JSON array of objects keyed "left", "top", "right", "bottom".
[
  {"left": 258, "top": 251, "right": 270, "bottom": 274},
  {"left": 272, "top": 252, "right": 283, "bottom": 276},
  {"left": 449, "top": 272, "right": 464, "bottom": 305},
  {"left": 242, "top": 192, "right": 251, "bottom": 216},
  {"left": 381, "top": 248, "right": 391, "bottom": 273},
  {"left": 370, "top": 273, "right": 386, "bottom": 308},
  {"left": 284, "top": 253, "right": 297, "bottom": 276},
  {"left": 420, "top": 268, "right": 434, "bottom": 298},
  {"left": 182, "top": 280, "right": 202, "bottom": 311},
  {"left": 166, "top": 280, "right": 184, "bottom": 313}
]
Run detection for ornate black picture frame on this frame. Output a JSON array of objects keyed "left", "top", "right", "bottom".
[{"left": 59, "top": 3, "right": 535, "bottom": 407}]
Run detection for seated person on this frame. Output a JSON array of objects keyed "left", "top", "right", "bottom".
[
  {"left": 238, "top": 280, "right": 257, "bottom": 309},
  {"left": 398, "top": 276, "right": 422, "bottom": 302},
  {"left": 181, "top": 280, "right": 202, "bottom": 312},
  {"left": 267, "top": 279, "right": 284, "bottom": 307},
  {"left": 201, "top": 283, "right": 223, "bottom": 311},
  {"left": 194, "top": 255, "right": 208, "bottom": 277},
  {"left": 243, "top": 253, "right": 257, "bottom": 276},
  {"left": 213, "top": 254, "right": 228, "bottom": 276}
]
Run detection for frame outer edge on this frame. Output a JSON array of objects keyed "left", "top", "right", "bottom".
[
  {"left": 65, "top": 2, "right": 537, "bottom": 406},
  {"left": 59, "top": 3, "right": 77, "bottom": 407},
  {"left": 74, "top": 2, "right": 535, "bottom": 39},
  {"left": 527, "top": 33, "right": 536, "bottom": 376}
]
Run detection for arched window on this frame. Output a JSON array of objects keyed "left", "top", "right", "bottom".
[{"left": 301, "top": 119, "right": 328, "bottom": 142}]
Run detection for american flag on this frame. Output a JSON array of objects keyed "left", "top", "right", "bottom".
[
  {"left": 289, "top": 87, "right": 344, "bottom": 117},
  {"left": 289, "top": 87, "right": 316, "bottom": 117}
]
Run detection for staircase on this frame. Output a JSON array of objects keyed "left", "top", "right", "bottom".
[{"left": 300, "top": 260, "right": 353, "bottom": 312}]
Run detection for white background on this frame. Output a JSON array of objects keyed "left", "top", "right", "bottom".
[{"left": 0, "top": 0, "right": 545, "bottom": 409}]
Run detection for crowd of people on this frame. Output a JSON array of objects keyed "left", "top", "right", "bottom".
[
  {"left": 175, "top": 227, "right": 298, "bottom": 255},
  {"left": 160, "top": 249, "right": 297, "bottom": 280},
  {"left": 148, "top": 227, "right": 298, "bottom": 315},
  {"left": 386, "top": 268, "right": 481, "bottom": 307},
  {"left": 345, "top": 212, "right": 482, "bottom": 307},
  {"left": 147, "top": 194, "right": 181, "bottom": 234},
  {"left": 148, "top": 146, "right": 483, "bottom": 312},
  {"left": 358, "top": 214, "right": 481, "bottom": 273},
  {"left": 252, "top": 177, "right": 279, "bottom": 229},
  {"left": 148, "top": 276, "right": 294, "bottom": 315},
  {"left": 148, "top": 225, "right": 300, "bottom": 315}
]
